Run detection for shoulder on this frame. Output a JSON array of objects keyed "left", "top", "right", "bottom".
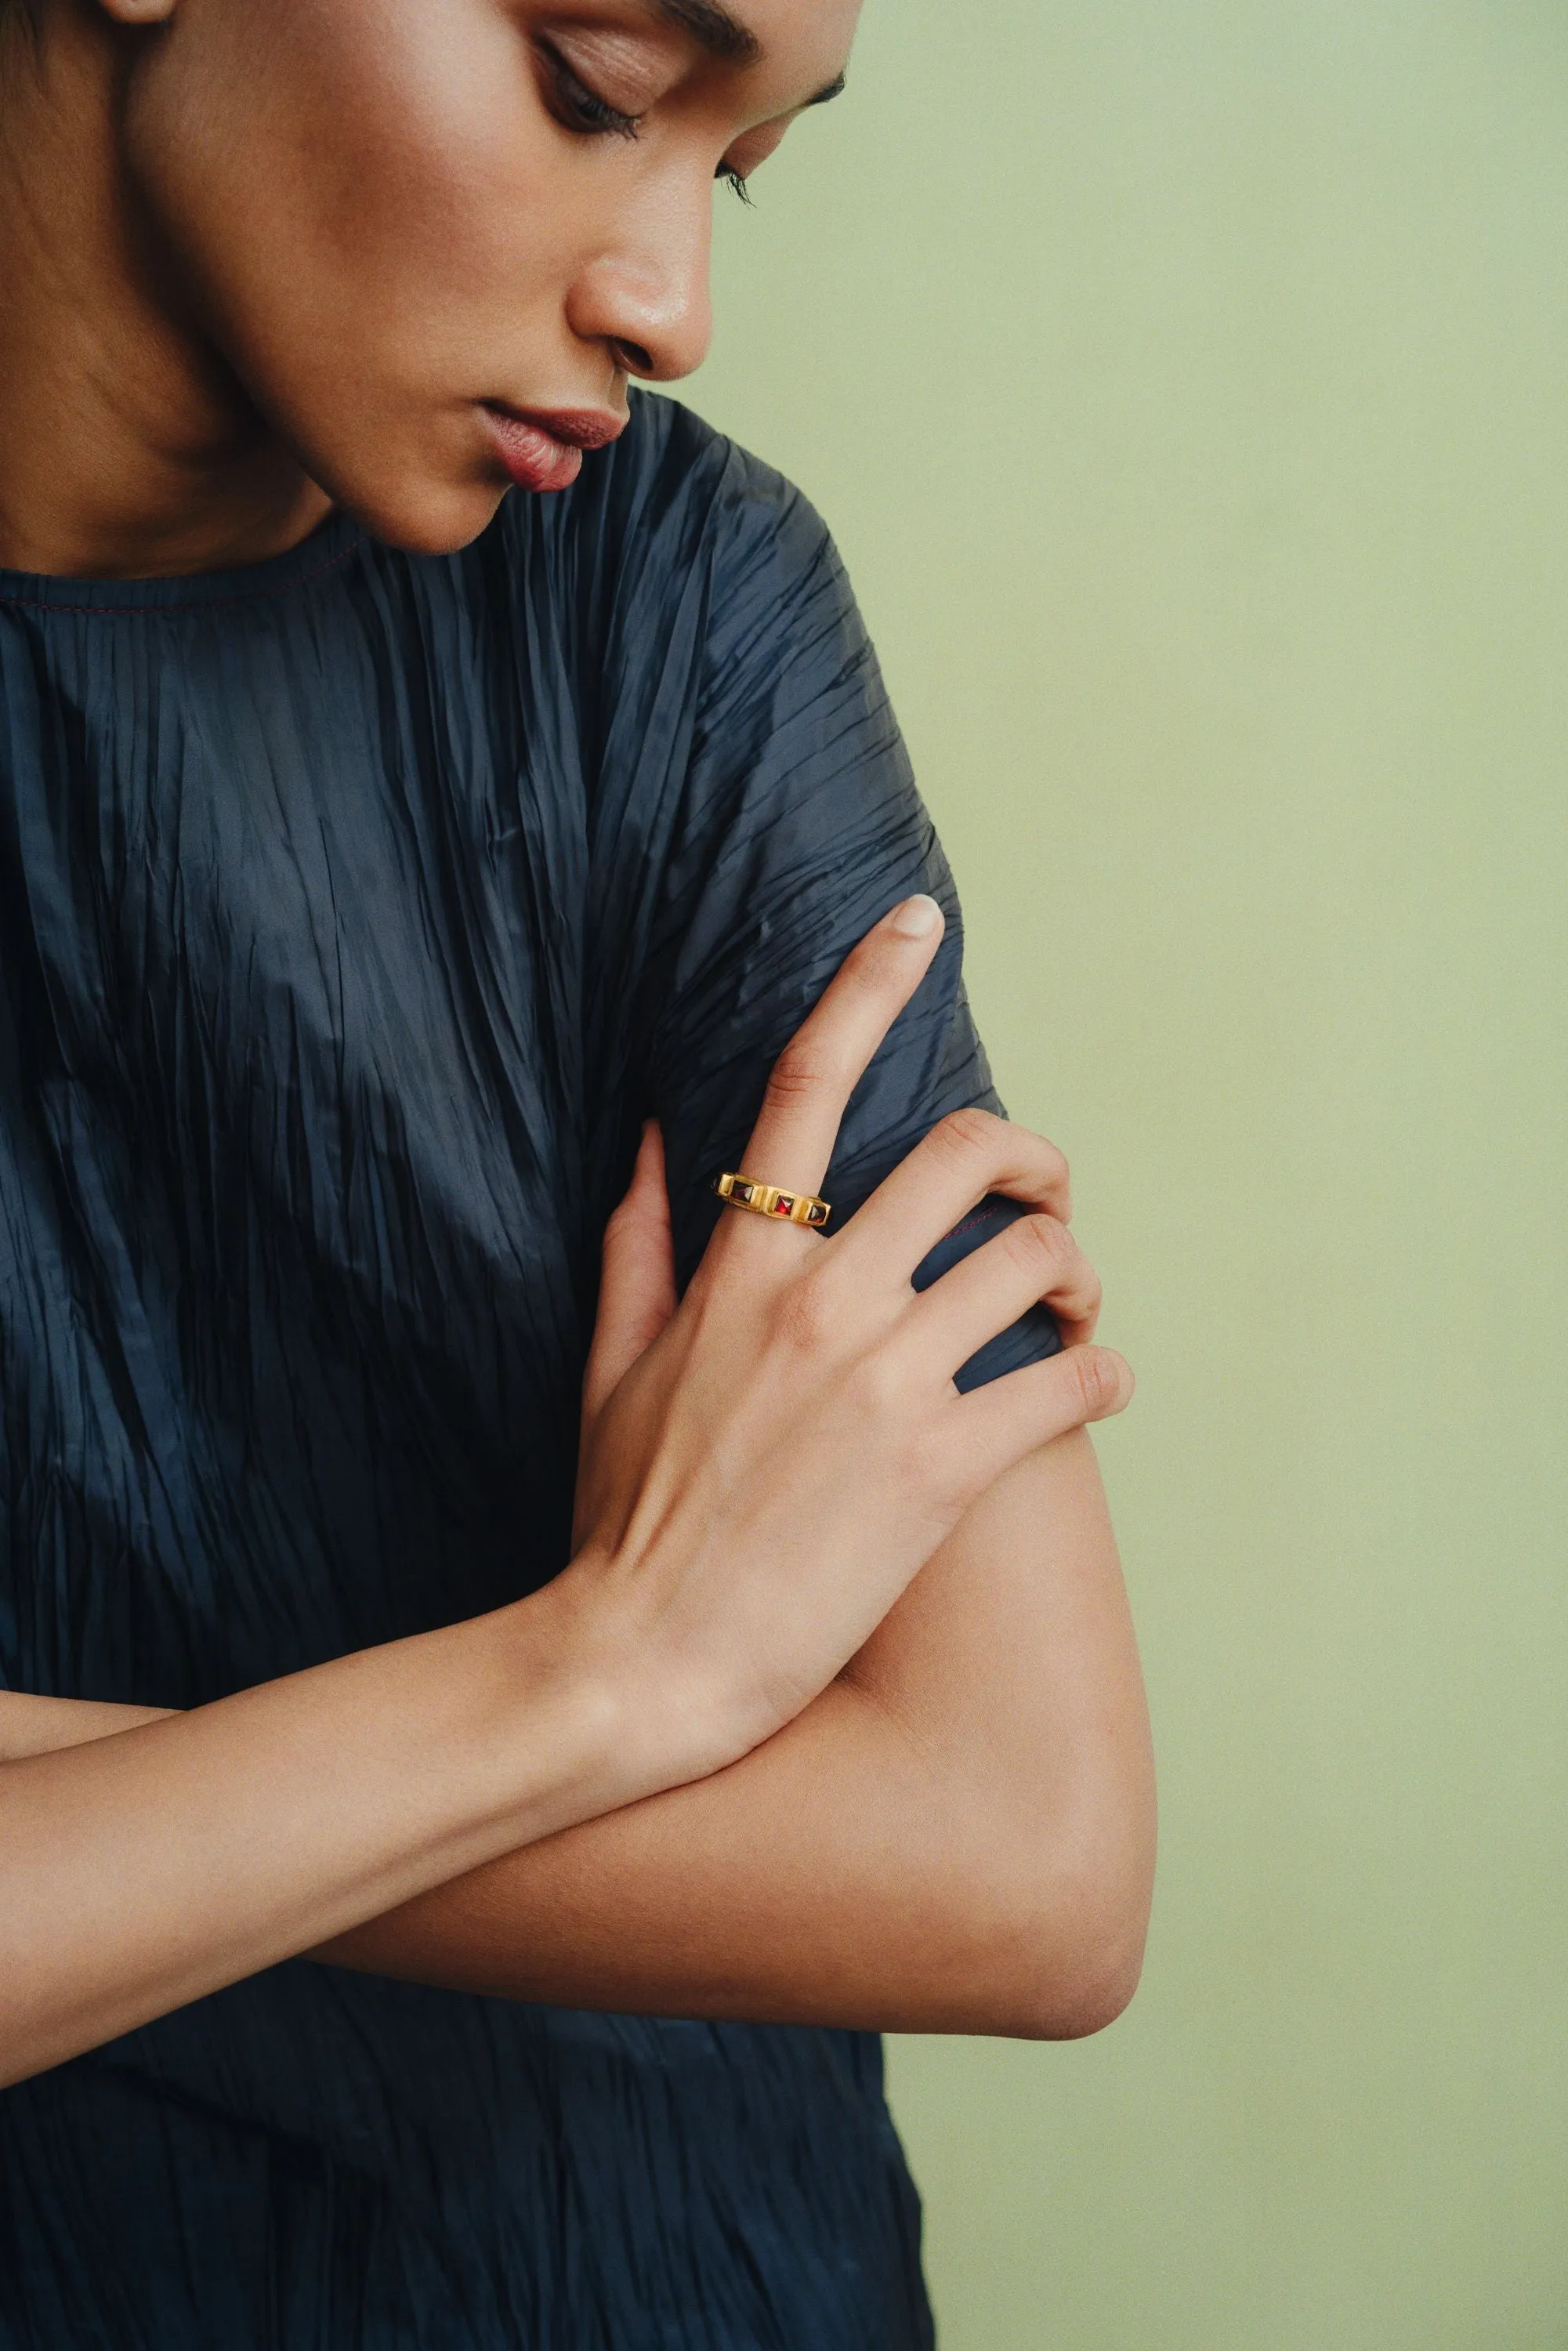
[
  {"left": 486, "top": 392, "right": 846, "bottom": 657},
  {"left": 586, "top": 389, "right": 827, "bottom": 567}
]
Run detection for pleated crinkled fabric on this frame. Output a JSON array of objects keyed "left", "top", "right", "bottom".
[{"left": 0, "top": 393, "right": 1059, "bottom": 2350}]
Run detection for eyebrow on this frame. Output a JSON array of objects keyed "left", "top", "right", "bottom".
[
  {"left": 643, "top": 0, "right": 849, "bottom": 103},
  {"left": 646, "top": 0, "right": 761, "bottom": 65}
]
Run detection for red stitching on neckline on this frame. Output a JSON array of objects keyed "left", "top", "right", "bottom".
[{"left": 0, "top": 534, "right": 364, "bottom": 618}]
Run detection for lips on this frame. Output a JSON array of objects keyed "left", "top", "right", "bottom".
[{"left": 480, "top": 403, "right": 628, "bottom": 494}]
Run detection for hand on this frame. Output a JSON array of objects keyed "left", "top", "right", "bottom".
[{"left": 561, "top": 895, "right": 1132, "bottom": 1791}]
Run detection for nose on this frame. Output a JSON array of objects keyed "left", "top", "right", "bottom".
[{"left": 566, "top": 183, "right": 715, "bottom": 385}]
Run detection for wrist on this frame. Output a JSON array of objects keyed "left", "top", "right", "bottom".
[
  {"left": 499, "top": 1553, "right": 742, "bottom": 1833},
  {"left": 472, "top": 1569, "right": 676, "bottom": 1841}
]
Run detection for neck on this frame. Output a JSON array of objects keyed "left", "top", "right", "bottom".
[{"left": 0, "top": 3, "right": 329, "bottom": 580}]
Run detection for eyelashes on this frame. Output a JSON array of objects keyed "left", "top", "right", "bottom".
[
  {"left": 538, "top": 39, "right": 755, "bottom": 202},
  {"left": 538, "top": 40, "right": 640, "bottom": 139}
]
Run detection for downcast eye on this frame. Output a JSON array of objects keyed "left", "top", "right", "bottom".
[{"left": 538, "top": 39, "right": 642, "bottom": 139}]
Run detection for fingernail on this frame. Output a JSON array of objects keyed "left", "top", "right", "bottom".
[{"left": 889, "top": 894, "right": 943, "bottom": 939}]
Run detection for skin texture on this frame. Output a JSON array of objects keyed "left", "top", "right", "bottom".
[
  {"left": 323, "top": 1434, "right": 1152, "bottom": 2038},
  {"left": 2, "top": 1438, "right": 1151, "bottom": 2039},
  {"left": 0, "top": 0, "right": 858, "bottom": 572},
  {"left": 0, "top": 0, "right": 1156, "bottom": 2059},
  {"left": 1, "top": 1107, "right": 1153, "bottom": 2039},
  {"left": 0, "top": 907, "right": 1142, "bottom": 2085}
]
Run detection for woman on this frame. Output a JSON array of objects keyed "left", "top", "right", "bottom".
[{"left": 0, "top": 0, "right": 1155, "bottom": 2344}]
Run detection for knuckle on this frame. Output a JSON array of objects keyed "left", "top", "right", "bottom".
[
  {"left": 1048, "top": 1219, "right": 1090, "bottom": 1279},
  {"left": 1004, "top": 1212, "right": 1066, "bottom": 1272},
  {"left": 763, "top": 1044, "right": 833, "bottom": 1112},
  {"left": 929, "top": 1105, "right": 1001, "bottom": 1162},
  {"left": 773, "top": 1266, "right": 838, "bottom": 1357},
  {"left": 1013, "top": 1120, "right": 1069, "bottom": 1176},
  {"left": 1070, "top": 1347, "right": 1123, "bottom": 1415},
  {"left": 1034, "top": 1131, "right": 1071, "bottom": 1186}
]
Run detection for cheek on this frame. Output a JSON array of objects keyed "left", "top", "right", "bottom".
[{"left": 125, "top": 0, "right": 581, "bottom": 410}]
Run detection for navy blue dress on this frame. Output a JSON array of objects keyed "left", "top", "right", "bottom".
[{"left": 0, "top": 393, "right": 1059, "bottom": 2349}]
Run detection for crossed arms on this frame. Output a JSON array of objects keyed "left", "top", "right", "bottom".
[
  {"left": 2, "top": 1420, "right": 1151, "bottom": 2041},
  {"left": 0, "top": 907, "right": 1153, "bottom": 2075}
]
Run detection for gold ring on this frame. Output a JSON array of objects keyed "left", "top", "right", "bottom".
[{"left": 713, "top": 1172, "right": 831, "bottom": 1229}]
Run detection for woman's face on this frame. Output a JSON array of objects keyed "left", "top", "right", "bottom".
[{"left": 117, "top": 0, "right": 860, "bottom": 551}]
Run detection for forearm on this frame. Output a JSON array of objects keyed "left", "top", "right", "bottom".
[
  {"left": 0, "top": 1692, "right": 174, "bottom": 1759},
  {"left": 0, "top": 932, "right": 1142, "bottom": 2079},
  {"left": 323, "top": 1434, "right": 1155, "bottom": 2038},
  {"left": 0, "top": 1583, "right": 650, "bottom": 2088},
  {"left": 9, "top": 1440, "right": 1152, "bottom": 2042},
  {"left": 320, "top": 1675, "right": 1002, "bottom": 2030},
  {"left": 5, "top": 1678, "right": 1059, "bottom": 2034}
]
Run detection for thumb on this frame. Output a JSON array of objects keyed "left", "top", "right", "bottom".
[{"left": 581, "top": 1122, "right": 677, "bottom": 1432}]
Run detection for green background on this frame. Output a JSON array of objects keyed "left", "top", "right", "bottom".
[{"left": 687, "top": 2, "right": 1568, "bottom": 2344}]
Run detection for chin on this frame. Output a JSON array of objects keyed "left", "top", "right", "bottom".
[
  {"left": 333, "top": 471, "right": 513, "bottom": 559},
  {"left": 291, "top": 408, "right": 520, "bottom": 557}
]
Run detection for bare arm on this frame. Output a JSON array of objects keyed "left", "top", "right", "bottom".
[
  {"left": 317, "top": 1429, "right": 1153, "bottom": 2041},
  {"left": 0, "top": 1693, "right": 175, "bottom": 1758},
  {"left": 10, "top": 1435, "right": 1151, "bottom": 2040},
  {"left": 0, "top": 1584, "right": 652, "bottom": 2088},
  {"left": 0, "top": 905, "right": 1135, "bottom": 2085},
  {"left": 315, "top": 1052, "right": 1150, "bottom": 2041}
]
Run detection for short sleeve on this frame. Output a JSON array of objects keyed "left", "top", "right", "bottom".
[{"left": 573, "top": 398, "right": 1060, "bottom": 1391}]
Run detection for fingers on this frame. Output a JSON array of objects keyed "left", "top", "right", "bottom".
[
  {"left": 581, "top": 1123, "right": 676, "bottom": 1432},
  {"left": 831, "top": 1107, "right": 1073, "bottom": 1287},
  {"left": 954, "top": 1342, "right": 1135, "bottom": 1491},
  {"left": 905, "top": 1209, "right": 1103, "bottom": 1370},
  {"left": 736, "top": 897, "right": 946, "bottom": 1202}
]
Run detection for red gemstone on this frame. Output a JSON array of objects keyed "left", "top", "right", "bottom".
[{"left": 773, "top": 1195, "right": 795, "bottom": 1215}]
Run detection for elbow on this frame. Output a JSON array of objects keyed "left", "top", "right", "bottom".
[
  {"left": 943, "top": 1817, "right": 1156, "bottom": 2043},
  {"left": 998, "top": 1904, "right": 1150, "bottom": 2041},
  {"left": 987, "top": 1748, "right": 1158, "bottom": 2041}
]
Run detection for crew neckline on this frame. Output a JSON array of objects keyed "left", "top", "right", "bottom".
[{"left": 0, "top": 510, "right": 368, "bottom": 616}]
